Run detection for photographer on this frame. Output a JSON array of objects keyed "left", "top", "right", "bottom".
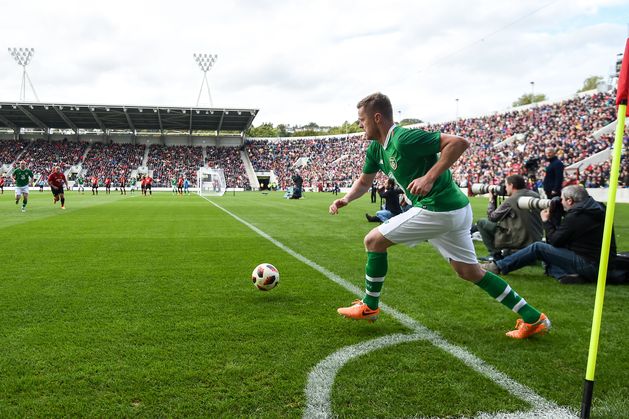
[
  {"left": 543, "top": 147, "right": 564, "bottom": 199},
  {"left": 482, "top": 185, "right": 616, "bottom": 284},
  {"left": 476, "top": 175, "right": 543, "bottom": 260},
  {"left": 365, "top": 178, "right": 404, "bottom": 223},
  {"left": 290, "top": 171, "right": 303, "bottom": 199}
]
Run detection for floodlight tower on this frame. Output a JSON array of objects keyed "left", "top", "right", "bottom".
[
  {"left": 194, "top": 53, "right": 218, "bottom": 107},
  {"left": 8, "top": 47, "right": 40, "bottom": 102}
]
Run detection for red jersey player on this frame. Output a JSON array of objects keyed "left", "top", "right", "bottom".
[
  {"left": 48, "top": 166, "right": 69, "bottom": 209},
  {"left": 145, "top": 175, "right": 153, "bottom": 196}
]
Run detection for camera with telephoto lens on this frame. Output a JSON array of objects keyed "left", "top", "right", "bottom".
[
  {"left": 470, "top": 183, "right": 506, "bottom": 196},
  {"left": 517, "top": 196, "right": 562, "bottom": 213}
]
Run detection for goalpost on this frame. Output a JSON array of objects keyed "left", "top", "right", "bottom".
[{"left": 197, "top": 167, "right": 227, "bottom": 197}]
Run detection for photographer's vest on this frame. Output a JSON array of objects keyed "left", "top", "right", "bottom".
[{"left": 494, "top": 189, "right": 543, "bottom": 250}]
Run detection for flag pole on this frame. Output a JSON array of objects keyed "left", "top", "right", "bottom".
[{"left": 580, "top": 37, "right": 629, "bottom": 419}]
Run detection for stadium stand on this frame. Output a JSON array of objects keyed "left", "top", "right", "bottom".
[
  {"left": 206, "top": 146, "right": 250, "bottom": 189},
  {"left": 0, "top": 90, "right": 626, "bottom": 190},
  {"left": 82, "top": 142, "right": 145, "bottom": 181},
  {"left": 147, "top": 144, "right": 203, "bottom": 187},
  {"left": 19, "top": 139, "right": 88, "bottom": 182}
]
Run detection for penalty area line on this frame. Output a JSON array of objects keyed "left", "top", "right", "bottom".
[{"left": 199, "top": 196, "right": 574, "bottom": 418}]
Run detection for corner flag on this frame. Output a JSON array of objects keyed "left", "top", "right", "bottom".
[{"left": 580, "top": 38, "right": 629, "bottom": 419}]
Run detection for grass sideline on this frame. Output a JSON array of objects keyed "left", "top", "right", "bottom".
[{"left": 0, "top": 190, "right": 627, "bottom": 417}]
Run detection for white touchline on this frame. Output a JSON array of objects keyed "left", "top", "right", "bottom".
[{"left": 200, "top": 196, "right": 577, "bottom": 419}]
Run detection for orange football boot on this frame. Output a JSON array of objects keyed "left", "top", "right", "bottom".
[
  {"left": 337, "top": 299, "right": 380, "bottom": 323},
  {"left": 506, "top": 313, "right": 551, "bottom": 339}
]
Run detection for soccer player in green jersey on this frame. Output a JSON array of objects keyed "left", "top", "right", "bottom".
[
  {"left": 76, "top": 176, "right": 85, "bottom": 194},
  {"left": 12, "top": 161, "right": 34, "bottom": 212},
  {"left": 329, "top": 93, "right": 550, "bottom": 339}
]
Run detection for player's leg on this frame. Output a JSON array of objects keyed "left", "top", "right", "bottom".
[
  {"left": 60, "top": 192, "right": 65, "bottom": 209},
  {"left": 337, "top": 227, "right": 393, "bottom": 322},
  {"left": 22, "top": 192, "right": 29, "bottom": 211},
  {"left": 338, "top": 207, "right": 439, "bottom": 321},
  {"left": 15, "top": 189, "right": 20, "bottom": 204},
  {"left": 431, "top": 205, "right": 549, "bottom": 338}
]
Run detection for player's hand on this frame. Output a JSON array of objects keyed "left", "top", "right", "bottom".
[
  {"left": 407, "top": 176, "right": 434, "bottom": 196},
  {"left": 329, "top": 198, "right": 348, "bottom": 215},
  {"left": 540, "top": 208, "right": 550, "bottom": 222}
]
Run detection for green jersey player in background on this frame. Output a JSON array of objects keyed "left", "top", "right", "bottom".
[
  {"left": 76, "top": 176, "right": 85, "bottom": 194},
  {"left": 12, "top": 161, "right": 34, "bottom": 212},
  {"left": 329, "top": 92, "right": 550, "bottom": 339}
]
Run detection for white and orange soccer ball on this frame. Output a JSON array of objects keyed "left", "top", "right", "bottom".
[{"left": 251, "top": 263, "right": 280, "bottom": 291}]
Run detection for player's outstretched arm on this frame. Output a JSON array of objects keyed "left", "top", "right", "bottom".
[{"left": 329, "top": 172, "right": 375, "bottom": 214}]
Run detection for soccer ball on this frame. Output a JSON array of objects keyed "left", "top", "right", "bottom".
[{"left": 251, "top": 263, "right": 280, "bottom": 291}]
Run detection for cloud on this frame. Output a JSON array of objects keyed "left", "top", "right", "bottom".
[{"left": 0, "top": 0, "right": 627, "bottom": 126}]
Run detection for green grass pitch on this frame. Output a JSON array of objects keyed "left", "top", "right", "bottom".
[{"left": 0, "top": 190, "right": 627, "bottom": 417}]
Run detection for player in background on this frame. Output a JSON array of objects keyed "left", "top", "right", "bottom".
[
  {"left": 119, "top": 174, "right": 127, "bottom": 195},
  {"left": 177, "top": 176, "right": 184, "bottom": 195},
  {"left": 91, "top": 176, "right": 99, "bottom": 195},
  {"left": 12, "top": 161, "right": 34, "bottom": 212},
  {"left": 183, "top": 177, "right": 190, "bottom": 195},
  {"left": 129, "top": 177, "right": 137, "bottom": 194},
  {"left": 329, "top": 92, "right": 550, "bottom": 339},
  {"left": 140, "top": 176, "right": 147, "bottom": 196},
  {"left": 0, "top": 176, "right": 4, "bottom": 194},
  {"left": 48, "top": 166, "right": 69, "bottom": 209},
  {"left": 145, "top": 175, "right": 153, "bottom": 196},
  {"left": 76, "top": 175, "right": 85, "bottom": 194},
  {"left": 104, "top": 177, "right": 112, "bottom": 194},
  {"left": 171, "top": 177, "right": 177, "bottom": 195}
]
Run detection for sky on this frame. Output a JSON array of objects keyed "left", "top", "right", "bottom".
[{"left": 0, "top": 0, "right": 627, "bottom": 127}]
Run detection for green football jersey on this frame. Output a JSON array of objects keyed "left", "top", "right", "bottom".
[
  {"left": 362, "top": 126, "right": 468, "bottom": 212},
  {"left": 77, "top": 177, "right": 84, "bottom": 185},
  {"left": 13, "top": 168, "right": 34, "bottom": 187}
]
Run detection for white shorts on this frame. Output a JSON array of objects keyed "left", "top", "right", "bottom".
[
  {"left": 15, "top": 186, "right": 29, "bottom": 196},
  {"left": 378, "top": 204, "right": 478, "bottom": 264}
]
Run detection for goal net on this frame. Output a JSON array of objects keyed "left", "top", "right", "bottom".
[{"left": 197, "top": 167, "right": 227, "bottom": 197}]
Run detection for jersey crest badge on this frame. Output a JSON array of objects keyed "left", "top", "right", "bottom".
[{"left": 389, "top": 156, "right": 397, "bottom": 170}]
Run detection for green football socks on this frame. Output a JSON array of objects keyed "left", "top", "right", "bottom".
[
  {"left": 476, "top": 271, "right": 541, "bottom": 324},
  {"left": 363, "top": 251, "right": 388, "bottom": 310}
]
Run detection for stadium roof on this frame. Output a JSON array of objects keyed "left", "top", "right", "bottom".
[{"left": 0, "top": 102, "right": 258, "bottom": 134}]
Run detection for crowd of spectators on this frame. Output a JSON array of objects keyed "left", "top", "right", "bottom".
[
  {"left": 243, "top": 90, "right": 625, "bottom": 190},
  {"left": 0, "top": 139, "right": 29, "bottom": 166},
  {"left": 1, "top": 89, "right": 627, "bottom": 191},
  {"left": 206, "top": 146, "right": 249, "bottom": 188},
  {"left": 147, "top": 145, "right": 204, "bottom": 187},
  {"left": 438, "top": 91, "right": 620, "bottom": 188},
  {"left": 18, "top": 139, "right": 88, "bottom": 182},
  {"left": 82, "top": 142, "right": 145, "bottom": 181},
  {"left": 246, "top": 136, "right": 387, "bottom": 189}
]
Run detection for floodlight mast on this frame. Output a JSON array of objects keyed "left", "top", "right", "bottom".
[
  {"left": 193, "top": 53, "right": 218, "bottom": 107},
  {"left": 8, "top": 47, "right": 40, "bottom": 102}
]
